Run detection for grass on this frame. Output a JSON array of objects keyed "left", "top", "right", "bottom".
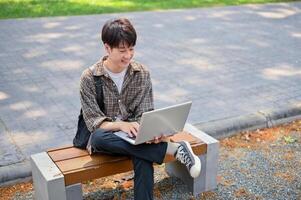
[{"left": 0, "top": 0, "right": 298, "bottom": 19}]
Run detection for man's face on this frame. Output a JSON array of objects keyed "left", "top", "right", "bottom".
[{"left": 105, "top": 42, "right": 135, "bottom": 69}]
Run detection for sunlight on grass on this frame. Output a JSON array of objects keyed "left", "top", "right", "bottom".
[{"left": 0, "top": 0, "right": 298, "bottom": 19}]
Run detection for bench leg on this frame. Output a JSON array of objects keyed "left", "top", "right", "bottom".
[
  {"left": 165, "top": 124, "right": 219, "bottom": 196},
  {"left": 66, "top": 183, "right": 83, "bottom": 200},
  {"left": 165, "top": 155, "right": 203, "bottom": 195},
  {"left": 31, "top": 152, "right": 67, "bottom": 200}
]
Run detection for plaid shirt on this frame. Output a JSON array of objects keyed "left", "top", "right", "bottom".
[{"left": 80, "top": 56, "right": 154, "bottom": 133}]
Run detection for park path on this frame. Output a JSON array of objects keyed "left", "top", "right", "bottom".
[{"left": 0, "top": 2, "right": 300, "bottom": 171}]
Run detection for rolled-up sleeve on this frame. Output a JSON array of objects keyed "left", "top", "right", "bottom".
[{"left": 80, "top": 70, "right": 111, "bottom": 132}]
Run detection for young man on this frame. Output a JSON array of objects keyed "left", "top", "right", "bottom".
[{"left": 79, "top": 18, "right": 201, "bottom": 199}]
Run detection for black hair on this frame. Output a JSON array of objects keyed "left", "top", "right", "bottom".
[{"left": 101, "top": 18, "right": 137, "bottom": 48}]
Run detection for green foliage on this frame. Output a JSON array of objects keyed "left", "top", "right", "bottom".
[
  {"left": 284, "top": 135, "right": 297, "bottom": 144},
  {"left": 0, "top": 0, "right": 298, "bottom": 19}
]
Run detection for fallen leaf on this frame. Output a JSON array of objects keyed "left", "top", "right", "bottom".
[
  {"left": 284, "top": 136, "right": 297, "bottom": 144},
  {"left": 121, "top": 180, "right": 133, "bottom": 190}
]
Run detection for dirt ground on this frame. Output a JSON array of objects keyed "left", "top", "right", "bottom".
[{"left": 0, "top": 119, "right": 300, "bottom": 200}]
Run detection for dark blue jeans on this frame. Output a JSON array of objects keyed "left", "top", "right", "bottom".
[{"left": 91, "top": 129, "right": 168, "bottom": 200}]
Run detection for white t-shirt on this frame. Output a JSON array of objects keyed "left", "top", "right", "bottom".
[{"left": 104, "top": 66, "right": 127, "bottom": 94}]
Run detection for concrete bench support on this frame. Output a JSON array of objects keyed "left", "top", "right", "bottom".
[
  {"left": 30, "top": 152, "right": 67, "bottom": 200},
  {"left": 31, "top": 152, "right": 83, "bottom": 200},
  {"left": 66, "top": 183, "right": 83, "bottom": 200},
  {"left": 165, "top": 123, "right": 219, "bottom": 196}
]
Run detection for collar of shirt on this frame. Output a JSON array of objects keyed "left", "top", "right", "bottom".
[{"left": 91, "top": 56, "right": 142, "bottom": 77}]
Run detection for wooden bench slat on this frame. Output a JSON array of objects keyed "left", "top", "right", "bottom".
[
  {"left": 55, "top": 154, "right": 130, "bottom": 173},
  {"left": 170, "top": 132, "right": 202, "bottom": 145},
  {"left": 191, "top": 143, "right": 207, "bottom": 155},
  {"left": 48, "top": 147, "right": 89, "bottom": 162},
  {"left": 64, "top": 159, "right": 133, "bottom": 186},
  {"left": 47, "top": 145, "right": 74, "bottom": 152}
]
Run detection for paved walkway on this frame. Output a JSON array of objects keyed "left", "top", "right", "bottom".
[{"left": 0, "top": 2, "right": 300, "bottom": 182}]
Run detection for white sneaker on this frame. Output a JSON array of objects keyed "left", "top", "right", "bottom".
[{"left": 175, "top": 141, "right": 201, "bottom": 178}]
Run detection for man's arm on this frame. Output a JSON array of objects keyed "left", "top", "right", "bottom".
[{"left": 80, "top": 70, "right": 111, "bottom": 132}]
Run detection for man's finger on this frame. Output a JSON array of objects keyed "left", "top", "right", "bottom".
[
  {"left": 130, "top": 127, "right": 137, "bottom": 136},
  {"left": 147, "top": 139, "right": 154, "bottom": 144},
  {"left": 132, "top": 122, "right": 139, "bottom": 131},
  {"left": 153, "top": 137, "right": 159, "bottom": 144},
  {"left": 132, "top": 125, "right": 139, "bottom": 132},
  {"left": 154, "top": 139, "right": 160, "bottom": 144},
  {"left": 127, "top": 130, "right": 134, "bottom": 138}
]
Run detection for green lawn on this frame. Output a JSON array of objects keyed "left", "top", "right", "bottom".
[{"left": 0, "top": 0, "right": 298, "bottom": 19}]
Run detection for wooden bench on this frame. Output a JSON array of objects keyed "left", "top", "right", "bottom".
[{"left": 30, "top": 124, "right": 219, "bottom": 200}]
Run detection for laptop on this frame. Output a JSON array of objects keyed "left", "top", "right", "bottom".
[{"left": 114, "top": 101, "right": 192, "bottom": 145}]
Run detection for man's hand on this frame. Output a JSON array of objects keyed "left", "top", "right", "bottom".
[
  {"left": 146, "top": 135, "right": 170, "bottom": 144},
  {"left": 117, "top": 121, "right": 139, "bottom": 138},
  {"left": 99, "top": 121, "right": 139, "bottom": 137}
]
